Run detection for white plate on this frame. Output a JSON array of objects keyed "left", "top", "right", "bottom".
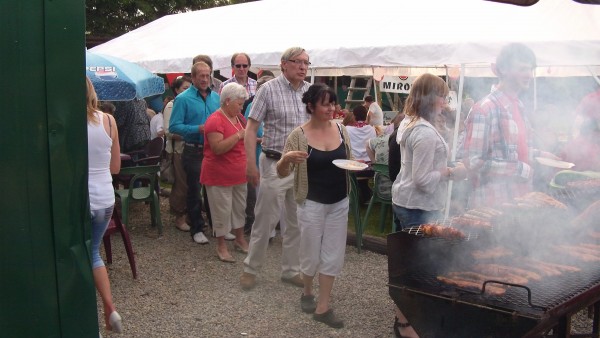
[
  {"left": 332, "top": 159, "right": 368, "bottom": 171},
  {"left": 535, "top": 157, "right": 575, "bottom": 169}
]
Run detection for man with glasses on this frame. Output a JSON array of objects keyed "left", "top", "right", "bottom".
[
  {"left": 219, "top": 53, "right": 257, "bottom": 97},
  {"left": 240, "top": 47, "right": 311, "bottom": 290}
]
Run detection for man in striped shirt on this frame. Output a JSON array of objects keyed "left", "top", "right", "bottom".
[{"left": 241, "top": 47, "right": 311, "bottom": 290}]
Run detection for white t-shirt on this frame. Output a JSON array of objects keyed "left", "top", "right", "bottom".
[
  {"left": 346, "top": 124, "right": 377, "bottom": 162},
  {"left": 150, "top": 113, "right": 164, "bottom": 139}
]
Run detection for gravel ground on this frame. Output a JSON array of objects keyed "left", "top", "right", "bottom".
[
  {"left": 98, "top": 198, "right": 395, "bottom": 338},
  {"left": 98, "top": 196, "right": 594, "bottom": 337}
]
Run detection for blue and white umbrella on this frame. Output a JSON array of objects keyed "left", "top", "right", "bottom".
[{"left": 86, "top": 51, "right": 165, "bottom": 101}]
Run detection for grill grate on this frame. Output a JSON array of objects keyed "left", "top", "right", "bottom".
[
  {"left": 392, "top": 253, "right": 600, "bottom": 316},
  {"left": 403, "top": 224, "right": 480, "bottom": 241}
]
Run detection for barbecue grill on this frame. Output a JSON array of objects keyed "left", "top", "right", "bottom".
[
  {"left": 387, "top": 186, "right": 600, "bottom": 338},
  {"left": 388, "top": 231, "right": 600, "bottom": 337}
]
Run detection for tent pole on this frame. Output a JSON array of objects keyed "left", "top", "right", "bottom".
[
  {"left": 533, "top": 68, "right": 537, "bottom": 112},
  {"left": 334, "top": 76, "right": 338, "bottom": 93},
  {"left": 587, "top": 66, "right": 600, "bottom": 86},
  {"left": 444, "top": 64, "right": 465, "bottom": 221},
  {"left": 310, "top": 68, "right": 315, "bottom": 84}
]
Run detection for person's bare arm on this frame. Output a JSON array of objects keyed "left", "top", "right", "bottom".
[
  {"left": 245, "top": 119, "right": 260, "bottom": 187},
  {"left": 207, "top": 129, "right": 245, "bottom": 155},
  {"left": 366, "top": 140, "right": 376, "bottom": 162},
  {"left": 104, "top": 113, "right": 121, "bottom": 174}
]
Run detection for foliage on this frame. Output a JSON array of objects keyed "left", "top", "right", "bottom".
[{"left": 86, "top": 0, "right": 255, "bottom": 38}]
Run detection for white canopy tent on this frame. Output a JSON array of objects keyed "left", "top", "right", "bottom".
[
  {"left": 91, "top": 0, "right": 600, "bottom": 77},
  {"left": 92, "top": 0, "right": 600, "bottom": 218}
]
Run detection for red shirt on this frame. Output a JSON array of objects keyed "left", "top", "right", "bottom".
[
  {"left": 200, "top": 111, "right": 247, "bottom": 186},
  {"left": 508, "top": 96, "right": 529, "bottom": 164}
]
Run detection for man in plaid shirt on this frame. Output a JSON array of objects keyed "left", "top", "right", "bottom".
[
  {"left": 463, "top": 43, "right": 556, "bottom": 208},
  {"left": 219, "top": 52, "right": 258, "bottom": 97}
]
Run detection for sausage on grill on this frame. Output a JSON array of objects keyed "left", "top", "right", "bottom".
[{"left": 436, "top": 276, "right": 506, "bottom": 296}]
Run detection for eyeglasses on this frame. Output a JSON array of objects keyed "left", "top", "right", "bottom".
[
  {"left": 287, "top": 59, "right": 311, "bottom": 66},
  {"left": 234, "top": 64, "right": 249, "bottom": 69}
]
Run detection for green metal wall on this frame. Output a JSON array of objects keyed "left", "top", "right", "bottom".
[{"left": 0, "top": 0, "right": 98, "bottom": 337}]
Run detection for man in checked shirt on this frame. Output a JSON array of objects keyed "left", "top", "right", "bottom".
[
  {"left": 463, "top": 43, "right": 558, "bottom": 209},
  {"left": 240, "top": 47, "right": 311, "bottom": 290}
]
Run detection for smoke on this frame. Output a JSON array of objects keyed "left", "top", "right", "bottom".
[{"left": 391, "top": 67, "right": 600, "bottom": 293}]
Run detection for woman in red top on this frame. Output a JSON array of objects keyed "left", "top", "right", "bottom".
[{"left": 201, "top": 83, "right": 249, "bottom": 263}]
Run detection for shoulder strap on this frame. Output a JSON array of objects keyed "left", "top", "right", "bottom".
[{"left": 336, "top": 122, "right": 344, "bottom": 138}]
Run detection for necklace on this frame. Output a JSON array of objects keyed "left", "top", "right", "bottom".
[{"left": 220, "top": 109, "right": 243, "bottom": 132}]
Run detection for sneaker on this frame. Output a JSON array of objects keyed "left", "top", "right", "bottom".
[
  {"left": 240, "top": 272, "right": 256, "bottom": 290},
  {"left": 193, "top": 232, "right": 209, "bottom": 244},
  {"left": 313, "top": 309, "right": 344, "bottom": 328},
  {"left": 108, "top": 311, "right": 123, "bottom": 333},
  {"left": 300, "top": 294, "right": 317, "bottom": 313},
  {"left": 212, "top": 231, "right": 236, "bottom": 241},
  {"left": 175, "top": 222, "right": 191, "bottom": 232},
  {"left": 281, "top": 274, "right": 304, "bottom": 287}
]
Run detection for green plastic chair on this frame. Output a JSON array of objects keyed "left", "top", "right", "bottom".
[
  {"left": 362, "top": 163, "right": 395, "bottom": 234},
  {"left": 348, "top": 173, "right": 364, "bottom": 253},
  {"left": 115, "top": 165, "right": 163, "bottom": 234}
]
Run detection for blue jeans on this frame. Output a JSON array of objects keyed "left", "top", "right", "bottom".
[
  {"left": 91, "top": 205, "right": 114, "bottom": 269},
  {"left": 392, "top": 205, "right": 441, "bottom": 231}
]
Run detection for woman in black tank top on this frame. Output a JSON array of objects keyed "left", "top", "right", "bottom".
[{"left": 276, "top": 84, "right": 351, "bottom": 329}]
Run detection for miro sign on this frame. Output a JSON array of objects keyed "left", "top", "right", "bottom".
[{"left": 379, "top": 75, "right": 414, "bottom": 94}]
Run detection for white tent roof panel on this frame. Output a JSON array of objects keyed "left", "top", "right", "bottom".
[{"left": 91, "top": 0, "right": 600, "bottom": 75}]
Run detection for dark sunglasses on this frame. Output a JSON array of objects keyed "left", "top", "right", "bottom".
[{"left": 235, "top": 64, "right": 249, "bottom": 69}]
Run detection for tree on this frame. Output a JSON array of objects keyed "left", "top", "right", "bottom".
[{"left": 86, "top": 0, "right": 230, "bottom": 38}]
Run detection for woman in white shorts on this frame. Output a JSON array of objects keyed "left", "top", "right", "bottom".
[{"left": 277, "top": 83, "right": 352, "bottom": 329}]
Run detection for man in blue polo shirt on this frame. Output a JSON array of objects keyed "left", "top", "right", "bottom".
[{"left": 170, "top": 61, "right": 220, "bottom": 244}]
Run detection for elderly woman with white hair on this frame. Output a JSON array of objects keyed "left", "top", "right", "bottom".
[{"left": 200, "top": 83, "right": 250, "bottom": 263}]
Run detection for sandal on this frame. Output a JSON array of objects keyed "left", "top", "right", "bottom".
[
  {"left": 393, "top": 316, "right": 411, "bottom": 338},
  {"left": 313, "top": 309, "right": 344, "bottom": 328}
]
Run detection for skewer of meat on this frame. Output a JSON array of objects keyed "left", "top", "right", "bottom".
[
  {"left": 589, "top": 231, "right": 600, "bottom": 240},
  {"left": 447, "top": 271, "right": 528, "bottom": 285},
  {"left": 572, "top": 200, "right": 600, "bottom": 227},
  {"left": 465, "top": 209, "right": 494, "bottom": 220},
  {"left": 421, "top": 224, "right": 466, "bottom": 239},
  {"left": 555, "top": 245, "right": 600, "bottom": 262},
  {"left": 520, "top": 260, "right": 562, "bottom": 277},
  {"left": 581, "top": 243, "right": 600, "bottom": 251},
  {"left": 559, "top": 245, "right": 600, "bottom": 257},
  {"left": 471, "top": 247, "right": 511, "bottom": 260},
  {"left": 479, "top": 207, "right": 503, "bottom": 216},
  {"left": 437, "top": 276, "right": 506, "bottom": 296},
  {"left": 474, "top": 264, "right": 542, "bottom": 281},
  {"left": 523, "top": 259, "right": 581, "bottom": 273},
  {"left": 520, "top": 192, "right": 568, "bottom": 210},
  {"left": 452, "top": 216, "right": 492, "bottom": 230}
]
